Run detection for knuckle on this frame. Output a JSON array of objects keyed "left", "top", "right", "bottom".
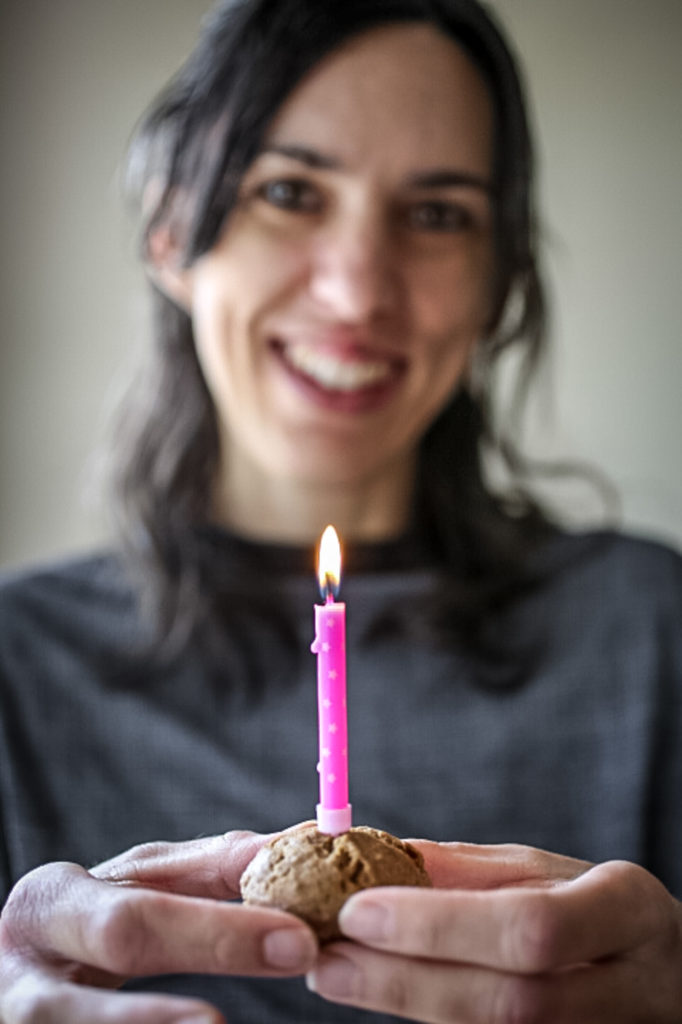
[
  {"left": 374, "top": 966, "right": 411, "bottom": 1016},
  {"left": 0, "top": 863, "right": 76, "bottom": 946},
  {"left": 89, "top": 891, "right": 147, "bottom": 974},
  {"left": 599, "top": 858, "right": 649, "bottom": 897},
  {"left": 213, "top": 927, "right": 249, "bottom": 971},
  {"left": 222, "top": 829, "right": 264, "bottom": 863},
  {"left": 501, "top": 844, "right": 546, "bottom": 871},
  {"left": 93, "top": 840, "right": 174, "bottom": 880},
  {"left": 490, "top": 975, "right": 552, "bottom": 1024},
  {"left": 601, "top": 860, "right": 677, "bottom": 939},
  {"left": 3, "top": 975, "right": 71, "bottom": 1024},
  {"left": 506, "top": 895, "right": 559, "bottom": 973},
  {"left": 7, "top": 988, "right": 52, "bottom": 1024},
  {"left": 122, "top": 840, "right": 173, "bottom": 862},
  {"left": 412, "top": 905, "right": 450, "bottom": 959},
  {"left": 433, "top": 985, "right": 468, "bottom": 1023},
  {"left": 384, "top": 973, "right": 410, "bottom": 1016},
  {"left": 605, "top": 858, "right": 658, "bottom": 895},
  {"left": 1, "top": 875, "right": 37, "bottom": 939},
  {"left": 224, "top": 829, "right": 258, "bottom": 843}
]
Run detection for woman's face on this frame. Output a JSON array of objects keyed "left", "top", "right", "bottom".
[{"left": 183, "top": 22, "right": 494, "bottom": 500}]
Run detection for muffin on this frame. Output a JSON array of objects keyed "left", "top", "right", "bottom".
[{"left": 240, "top": 823, "right": 431, "bottom": 942}]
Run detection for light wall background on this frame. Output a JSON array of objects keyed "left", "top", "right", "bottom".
[{"left": 1, "top": 0, "right": 680, "bottom": 570}]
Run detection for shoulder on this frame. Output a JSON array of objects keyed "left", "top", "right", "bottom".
[
  {"left": 0, "top": 550, "right": 137, "bottom": 656},
  {"left": 543, "top": 527, "right": 681, "bottom": 584},
  {"left": 533, "top": 528, "right": 682, "bottom": 624},
  {"left": 0, "top": 548, "right": 130, "bottom": 608}
]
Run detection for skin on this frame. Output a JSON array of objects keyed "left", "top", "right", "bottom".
[
  {"left": 163, "top": 23, "right": 495, "bottom": 544},
  {"left": 2, "top": 832, "right": 679, "bottom": 1023},
  {"left": 308, "top": 843, "right": 682, "bottom": 1023},
  {"left": 2, "top": 22, "right": 681, "bottom": 1024},
  {"left": 0, "top": 830, "right": 318, "bottom": 1023}
]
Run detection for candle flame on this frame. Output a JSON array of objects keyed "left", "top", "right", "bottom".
[{"left": 317, "top": 525, "right": 342, "bottom": 600}]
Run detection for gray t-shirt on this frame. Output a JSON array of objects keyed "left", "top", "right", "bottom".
[{"left": 1, "top": 527, "right": 680, "bottom": 1022}]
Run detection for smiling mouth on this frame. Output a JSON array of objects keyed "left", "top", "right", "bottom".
[{"left": 274, "top": 340, "right": 403, "bottom": 394}]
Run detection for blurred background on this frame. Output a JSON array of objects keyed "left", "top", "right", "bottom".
[{"left": 1, "top": 0, "right": 680, "bottom": 569}]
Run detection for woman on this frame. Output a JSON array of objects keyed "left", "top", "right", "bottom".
[{"left": 1, "top": 0, "right": 680, "bottom": 1022}]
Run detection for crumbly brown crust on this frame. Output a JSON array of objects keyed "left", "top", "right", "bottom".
[{"left": 240, "top": 824, "right": 431, "bottom": 942}]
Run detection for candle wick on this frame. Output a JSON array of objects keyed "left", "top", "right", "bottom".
[{"left": 321, "top": 573, "right": 339, "bottom": 603}]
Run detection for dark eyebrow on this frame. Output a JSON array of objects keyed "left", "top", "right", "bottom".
[
  {"left": 258, "top": 144, "right": 494, "bottom": 195},
  {"left": 406, "top": 169, "right": 495, "bottom": 195},
  {"left": 258, "top": 143, "right": 342, "bottom": 171}
]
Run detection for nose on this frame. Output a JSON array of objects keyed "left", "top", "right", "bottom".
[{"left": 308, "top": 210, "right": 398, "bottom": 324}]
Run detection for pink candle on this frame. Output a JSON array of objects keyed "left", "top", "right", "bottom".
[{"left": 311, "top": 525, "right": 352, "bottom": 835}]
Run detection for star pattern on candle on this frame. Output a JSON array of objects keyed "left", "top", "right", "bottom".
[{"left": 313, "top": 531, "right": 350, "bottom": 828}]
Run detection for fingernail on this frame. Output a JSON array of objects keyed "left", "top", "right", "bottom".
[
  {"left": 307, "top": 954, "right": 362, "bottom": 998},
  {"left": 263, "top": 927, "right": 317, "bottom": 969},
  {"left": 339, "top": 897, "right": 389, "bottom": 941},
  {"left": 177, "top": 1015, "right": 216, "bottom": 1024}
]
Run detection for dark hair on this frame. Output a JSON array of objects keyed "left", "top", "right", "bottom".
[{"left": 111, "top": 0, "right": 553, "bottom": 659}]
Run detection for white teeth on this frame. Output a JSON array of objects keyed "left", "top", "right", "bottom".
[{"left": 282, "top": 343, "right": 392, "bottom": 392}]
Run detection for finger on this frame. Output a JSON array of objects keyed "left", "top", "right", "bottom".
[
  {"left": 3, "top": 970, "right": 224, "bottom": 1024},
  {"left": 90, "top": 830, "right": 273, "bottom": 900},
  {"left": 90, "top": 825, "right": 317, "bottom": 900},
  {"left": 338, "top": 860, "right": 671, "bottom": 971},
  {"left": 307, "top": 941, "right": 652, "bottom": 1024},
  {"left": 8, "top": 863, "right": 317, "bottom": 978},
  {"left": 408, "top": 839, "right": 591, "bottom": 890}
]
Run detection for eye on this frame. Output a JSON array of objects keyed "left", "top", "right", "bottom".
[
  {"left": 257, "top": 178, "right": 323, "bottom": 213},
  {"left": 405, "top": 200, "right": 474, "bottom": 233}
]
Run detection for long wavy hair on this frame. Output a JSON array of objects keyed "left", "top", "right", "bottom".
[{"left": 110, "top": 0, "right": 555, "bottom": 660}]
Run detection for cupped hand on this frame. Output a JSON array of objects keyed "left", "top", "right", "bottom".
[
  {"left": 307, "top": 841, "right": 682, "bottom": 1023},
  {"left": 0, "top": 830, "right": 317, "bottom": 1024}
]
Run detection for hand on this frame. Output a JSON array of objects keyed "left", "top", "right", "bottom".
[
  {"left": 307, "top": 841, "right": 682, "bottom": 1023},
  {"left": 0, "top": 830, "right": 317, "bottom": 1023}
]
